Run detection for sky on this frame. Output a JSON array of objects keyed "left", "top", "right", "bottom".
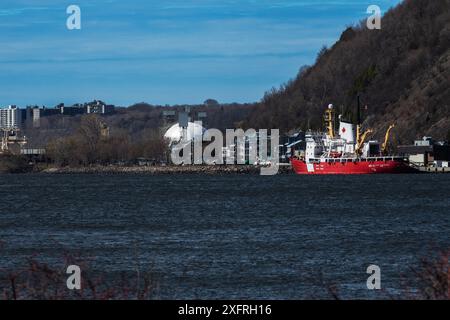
[{"left": 0, "top": 0, "right": 402, "bottom": 107}]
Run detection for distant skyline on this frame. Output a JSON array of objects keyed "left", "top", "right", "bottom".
[{"left": 0, "top": 0, "right": 402, "bottom": 107}]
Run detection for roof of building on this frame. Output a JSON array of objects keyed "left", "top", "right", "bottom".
[{"left": 397, "top": 145, "right": 434, "bottom": 154}]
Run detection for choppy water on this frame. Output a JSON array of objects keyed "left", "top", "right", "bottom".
[{"left": 0, "top": 173, "right": 449, "bottom": 299}]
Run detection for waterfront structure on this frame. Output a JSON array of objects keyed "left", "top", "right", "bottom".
[
  {"left": 398, "top": 137, "right": 450, "bottom": 167},
  {"left": 0, "top": 129, "right": 27, "bottom": 153},
  {"left": 164, "top": 107, "right": 207, "bottom": 147},
  {"left": 164, "top": 122, "right": 205, "bottom": 145},
  {"left": 280, "top": 132, "right": 306, "bottom": 163}
]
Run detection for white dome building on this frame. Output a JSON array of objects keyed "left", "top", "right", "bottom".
[{"left": 164, "top": 122, "right": 205, "bottom": 145}]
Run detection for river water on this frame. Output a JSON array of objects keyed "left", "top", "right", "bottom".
[{"left": 0, "top": 173, "right": 449, "bottom": 299}]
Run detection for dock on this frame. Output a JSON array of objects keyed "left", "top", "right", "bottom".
[{"left": 418, "top": 166, "right": 450, "bottom": 173}]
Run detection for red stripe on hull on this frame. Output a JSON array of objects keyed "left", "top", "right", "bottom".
[{"left": 290, "top": 158, "right": 418, "bottom": 175}]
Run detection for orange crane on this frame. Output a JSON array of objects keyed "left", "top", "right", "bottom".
[
  {"left": 355, "top": 129, "right": 373, "bottom": 155},
  {"left": 381, "top": 124, "right": 395, "bottom": 155}
]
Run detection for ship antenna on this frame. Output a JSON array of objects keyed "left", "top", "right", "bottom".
[
  {"left": 357, "top": 95, "right": 361, "bottom": 125},
  {"left": 356, "top": 95, "right": 361, "bottom": 145}
]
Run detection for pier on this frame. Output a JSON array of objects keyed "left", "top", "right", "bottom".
[{"left": 418, "top": 166, "right": 450, "bottom": 173}]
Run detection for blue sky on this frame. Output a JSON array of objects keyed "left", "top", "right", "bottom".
[{"left": 0, "top": 0, "right": 401, "bottom": 107}]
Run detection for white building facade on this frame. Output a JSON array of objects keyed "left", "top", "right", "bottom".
[{"left": 0, "top": 105, "right": 22, "bottom": 129}]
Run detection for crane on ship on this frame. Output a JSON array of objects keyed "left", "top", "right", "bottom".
[
  {"left": 324, "top": 104, "right": 335, "bottom": 138},
  {"left": 355, "top": 129, "right": 373, "bottom": 156},
  {"left": 381, "top": 124, "right": 395, "bottom": 155}
]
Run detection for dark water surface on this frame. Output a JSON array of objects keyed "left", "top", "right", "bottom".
[{"left": 0, "top": 174, "right": 449, "bottom": 299}]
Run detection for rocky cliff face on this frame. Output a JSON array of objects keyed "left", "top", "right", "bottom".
[{"left": 247, "top": 0, "right": 450, "bottom": 143}]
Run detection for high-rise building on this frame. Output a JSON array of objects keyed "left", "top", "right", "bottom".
[
  {"left": 0, "top": 105, "right": 22, "bottom": 129},
  {"left": 26, "top": 106, "right": 41, "bottom": 128}
]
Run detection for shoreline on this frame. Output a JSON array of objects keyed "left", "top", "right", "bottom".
[
  {"left": 39, "top": 165, "right": 294, "bottom": 175},
  {"left": 2, "top": 162, "right": 449, "bottom": 175}
]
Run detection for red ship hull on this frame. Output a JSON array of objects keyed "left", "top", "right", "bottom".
[{"left": 290, "top": 158, "right": 418, "bottom": 175}]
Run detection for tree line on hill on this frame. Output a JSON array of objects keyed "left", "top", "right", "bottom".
[
  {"left": 243, "top": 0, "right": 450, "bottom": 144},
  {"left": 24, "top": 102, "right": 256, "bottom": 167},
  {"left": 45, "top": 115, "right": 169, "bottom": 166}
]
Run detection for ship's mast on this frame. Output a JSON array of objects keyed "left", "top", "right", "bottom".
[
  {"left": 356, "top": 95, "right": 361, "bottom": 146},
  {"left": 324, "top": 104, "right": 335, "bottom": 138}
]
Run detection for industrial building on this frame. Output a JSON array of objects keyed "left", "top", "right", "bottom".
[
  {"left": 162, "top": 108, "right": 208, "bottom": 128},
  {"left": 280, "top": 132, "right": 306, "bottom": 163},
  {"left": 397, "top": 137, "right": 450, "bottom": 168}
]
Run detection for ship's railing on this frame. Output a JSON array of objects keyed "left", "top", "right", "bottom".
[
  {"left": 308, "top": 156, "right": 405, "bottom": 164},
  {"left": 364, "top": 156, "right": 405, "bottom": 161}
]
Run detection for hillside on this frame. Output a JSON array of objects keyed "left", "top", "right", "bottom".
[
  {"left": 23, "top": 102, "right": 256, "bottom": 146},
  {"left": 247, "top": 0, "right": 450, "bottom": 143}
]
